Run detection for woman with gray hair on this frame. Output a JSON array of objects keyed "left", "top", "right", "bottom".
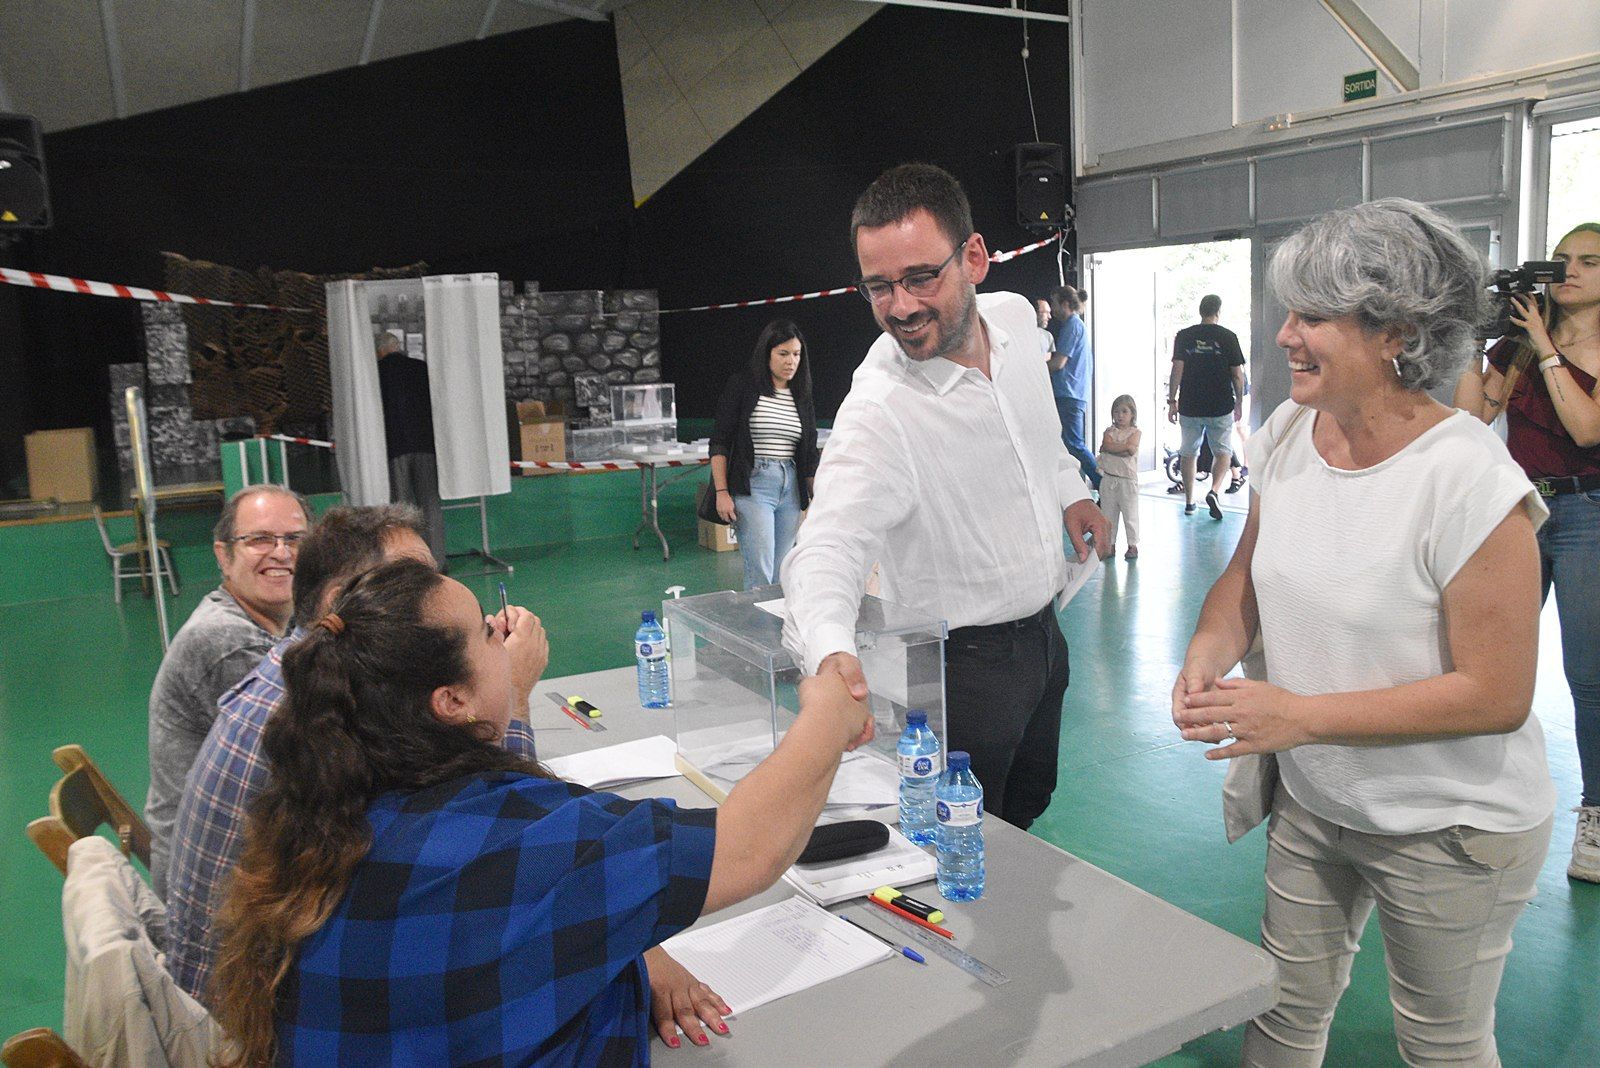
[{"left": 1172, "top": 199, "right": 1554, "bottom": 1066}]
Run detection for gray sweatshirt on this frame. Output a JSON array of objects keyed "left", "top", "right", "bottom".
[{"left": 144, "top": 586, "right": 277, "bottom": 898}]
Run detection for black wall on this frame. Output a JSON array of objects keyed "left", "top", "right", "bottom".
[
  {"left": 2, "top": 6, "right": 1070, "bottom": 494},
  {"left": 628, "top": 6, "right": 1073, "bottom": 420},
  {"left": 3, "top": 18, "right": 633, "bottom": 495}
]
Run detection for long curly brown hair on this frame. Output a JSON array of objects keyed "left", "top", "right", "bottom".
[{"left": 209, "top": 559, "right": 540, "bottom": 1065}]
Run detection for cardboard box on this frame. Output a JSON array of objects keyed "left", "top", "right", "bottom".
[
  {"left": 25, "top": 427, "right": 98, "bottom": 503},
  {"left": 516, "top": 401, "right": 566, "bottom": 476},
  {"left": 696, "top": 484, "right": 739, "bottom": 552}
]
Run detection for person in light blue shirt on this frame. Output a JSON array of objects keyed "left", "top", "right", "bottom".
[{"left": 1049, "top": 286, "right": 1100, "bottom": 489}]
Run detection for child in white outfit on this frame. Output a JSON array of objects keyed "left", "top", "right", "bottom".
[{"left": 1096, "top": 395, "right": 1141, "bottom": 560}]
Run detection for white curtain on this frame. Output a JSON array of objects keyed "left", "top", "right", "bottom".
[
  {"left": 325, "top": 280, "right": 390, "bottom": 506},
  {"left": 422, "top": 273, "right": 511, "bottom": 500}
]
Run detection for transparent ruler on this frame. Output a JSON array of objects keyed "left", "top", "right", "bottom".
[
  {"left": 865, "top": 907, "right": 1011, "bottom": 987},
  {"left": 546, "top": 692, "right": 607, "bottom": 732}
]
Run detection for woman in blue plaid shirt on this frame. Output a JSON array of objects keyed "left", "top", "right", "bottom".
[{"left": 210, "top": 559, "right": 870, "bottom": 1065}]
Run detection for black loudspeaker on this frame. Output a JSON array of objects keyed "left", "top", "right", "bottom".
[
  {"left": 0, "top": 113, "right": 50, "bottom": 231},
  {"left": 1015, "top": 142, "right": 1067, "bottom": 231}
]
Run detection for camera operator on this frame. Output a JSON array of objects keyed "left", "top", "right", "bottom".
[{"left": 1455, "top": 222, "right": 1600, "bottom": 884}]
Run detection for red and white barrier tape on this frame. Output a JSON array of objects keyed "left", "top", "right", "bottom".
[
  {"left": 989, "top": 235, "right": 1059, "bottom": 264},
  {"left": 260, "top": 437, "right": 710, "bottom": 471},
  {"left": 0, "top": 267, "right": 310, "bottom": 312},
  {"left": 661, "top": 285, "right": 859, "bottom": 315},
  {"left": 511, "top": 457, "right": 707, "bottom": 472},
  {"left": 660, "top": 236, "right": 1058, "bottom": 314},
  {"left": 260, "top": 435, "right": 713, "bottom": 471},
  {"left": 261, "top": 433, "right": 336, "bottom": 450},
  {"left": 2, "top": 237, "right": 1055, "bottom": 318}
]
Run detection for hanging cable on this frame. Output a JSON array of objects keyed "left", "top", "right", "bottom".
[{"left": 1020, "top": 2, "right": 1041, "bottom": 142}]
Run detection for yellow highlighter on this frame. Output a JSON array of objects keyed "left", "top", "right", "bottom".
[
  {"left": 567, "top": 696, "right": 602, "bottom": 719},
  {"left": 872, "top": 885, "right": 944, "bottom": 925}
]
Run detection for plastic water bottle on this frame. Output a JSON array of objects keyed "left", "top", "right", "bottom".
[
  {"left": 935, "top": 751, "right": 984, "bottom": 901},
  {"left": 635, "top": 611, "right": 670, "bottom": 708},
  {"left": 897, "top": 710, "right": 941, "bottom": 845}
]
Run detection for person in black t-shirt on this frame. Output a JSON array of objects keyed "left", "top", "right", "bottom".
[
  {"left": 376, "top": 332, "right": 445, "bottom": 564},
  {"left": 1167, "top": 295, "right": 1246, "bottom": 518}
]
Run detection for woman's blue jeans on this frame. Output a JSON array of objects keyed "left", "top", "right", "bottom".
[
  {"left": 734, "top": 458, "right": 802, "bottom": 590},
  {"left": 1540, "top": 489, "right": 1600, "bottom": 807}
]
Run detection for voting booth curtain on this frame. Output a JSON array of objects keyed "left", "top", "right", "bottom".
[
  {"left": 423, "top": 274, "right": 511, "bottom": 500},
  {"left": 326, "top": 280, "right": 391, "bottom": 507},
  {"left": 325, "top": 274, "right": 510, "bottom": 506}
]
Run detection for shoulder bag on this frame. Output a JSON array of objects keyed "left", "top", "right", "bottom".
[
  {"left": 697, "top": 476, "right": 729, "bottom": 525},
  {"left": 1220, "top": 403, "right": 1309, "bottom": 843}
]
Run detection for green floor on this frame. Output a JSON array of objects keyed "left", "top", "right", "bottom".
[{"left": 1, "top": 479, "right": 1595, "bottom": 1064}]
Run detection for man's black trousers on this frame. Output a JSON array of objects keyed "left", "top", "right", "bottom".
[{"left": 942, "top": 602, "right": 1069, "bottom": 831}]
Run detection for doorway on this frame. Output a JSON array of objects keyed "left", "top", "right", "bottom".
[
  {"left": 1546, "top": 114, "right": 1600, "bottom": 248},
  {"left": 1084, "top": 239, "right": 1252, "bottom": 472}
]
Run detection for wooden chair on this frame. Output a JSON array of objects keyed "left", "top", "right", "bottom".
[
  {"left": 25, "top": 817, "right": 75, "bottom": 876},
  {"left": 26, "top": 745, "right": 151, "bottom": 877},
  {"left": 92, "top": 506, "right": 178, "bottom": 603},
  {"left": 0, "top": 1029, "right": 88, "bottom": 1068}
]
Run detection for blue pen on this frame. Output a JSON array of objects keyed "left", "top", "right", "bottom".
[
  {"left": 497, "top": 582, "right": 511, "bottom": 633},
  {"left": 841, "top": 915, "right": 926, "bottom": 965}
]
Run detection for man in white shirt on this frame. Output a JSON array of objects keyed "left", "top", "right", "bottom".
[
  {"left": 1036, "top": 297, "right": 1057, "bottom": 360},
  {"left": 782, "top": 163, "right": 1109, "bottom": 829}
]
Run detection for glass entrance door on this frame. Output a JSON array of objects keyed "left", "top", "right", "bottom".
[{"left": 1086, "top": 239, "right": 1252, "bottom": 472}]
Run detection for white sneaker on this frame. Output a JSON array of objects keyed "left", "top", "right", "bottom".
[{"left": 1570, "top": 806, "right": 1600, "bottom": 883}]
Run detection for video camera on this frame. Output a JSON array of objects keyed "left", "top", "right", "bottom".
[{"left": 1481, "top": 260, "right": 1566, "bottom": 340}]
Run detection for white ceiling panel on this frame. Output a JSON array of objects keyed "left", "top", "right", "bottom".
[
  {"left": 0, "top": 0, "right": 115, "bottom": 131},
  {"left": 368, "top": 0, "right": 485, "bottom": 65},
  {"left": 623, "top": 0, "right": 693, "bottom": 43},
  {"left": 0, "top": 0, "right": 634, "bottom": 132},
  {"left": 249, "top": 0, "right": 374, "bottom": 91},
  {"left": 484, "top": 1, "right": 570, "bottom": 38},
  {"left": 119, "top": 0, "right": 242, "bottom": 117}
]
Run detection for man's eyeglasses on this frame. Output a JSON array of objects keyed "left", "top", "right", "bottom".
[
  {"left": 228, "top": 532, "right": 305, "bottom": 553},
  {"left": 855, "top": 238, "right": 970, "bottom": 304}
]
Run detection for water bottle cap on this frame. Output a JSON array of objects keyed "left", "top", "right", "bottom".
[
  {"left": 641, "top": 610, "right": 656, "bottom": 624},
  {"left": 947, "top": 751, "right": 970, "bottom": 771},
  {"left": 906, "top": 710, "right": 927, "bottom": 727}
]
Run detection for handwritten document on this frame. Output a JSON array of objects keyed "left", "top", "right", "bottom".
[{"left": 660, "top": 896, "right": 891, "bottom": 1015}]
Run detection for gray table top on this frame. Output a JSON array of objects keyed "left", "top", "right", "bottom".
[{"left": 528, "top": 667, "right": 1277, "bottom": 1067}]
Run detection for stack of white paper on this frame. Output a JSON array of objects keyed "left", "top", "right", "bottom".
[
  {"left": 542, "top": 735, "right": 680, "bottom": 790},
  {"left": 783, "top": 824, "right": 937, "bottom": 906},
  {"left": 687, "top": 744, "right": 900, "bottom": 813},
  {"left": 660, "top": 897, "right": 891, "bottom": 1015}
]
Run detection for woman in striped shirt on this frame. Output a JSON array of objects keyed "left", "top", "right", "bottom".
[{"left": 710, "top": 319, "right": 822, "bottom": 589}]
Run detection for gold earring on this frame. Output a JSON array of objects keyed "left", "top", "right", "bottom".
[{"left": 466, "top": 713, "right": 477, "bottom": 725}]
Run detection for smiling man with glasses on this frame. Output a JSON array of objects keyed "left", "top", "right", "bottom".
[
  {"left": 783, "top": 163, "right": 1111, "bottom": 833},
  {"left": 144, "top": 485, "right": 313, "bottom": 895}
]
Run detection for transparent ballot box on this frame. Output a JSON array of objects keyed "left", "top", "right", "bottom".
[
  {"left": 611, "top": 383, "right": 676, "bottom": 425},
  {"left": 619, "top": 422, "right": 679, "bottom": 453},
  {"left": 664, "top": 585, "right": 947, "bottom": 815},
  {"left": 566, "top": 426, "right": 622, "bottom": 461}
]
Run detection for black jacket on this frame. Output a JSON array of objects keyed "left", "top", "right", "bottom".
[{"left": 710, "top": 374, "right": 821, "bottom": 509}]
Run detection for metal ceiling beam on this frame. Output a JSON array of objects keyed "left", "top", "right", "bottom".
[
  {"left": 1319, "top": 0, "right": 1420, "bottom": 93},
  {"left": 360, "top": 0, "right": 385, "bottom": 65},
  {"left": 98, "top": 0, "right": 128, "bottom": 119},
  {"left": 238, "top": 0, "right": 257, "bottom": 92},
  {"left": 847, "top": 0, "right": 1070, "bottom": 24},
  {"left": 513, "top": 0, "right": 609, "bottom": 23},
  {"left": 477, "top": 0, "right": 503, "bottom": 40}
]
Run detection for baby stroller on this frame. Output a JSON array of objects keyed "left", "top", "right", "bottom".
[{"left": 1163, "top": 431, "right": 1247, "bottom": 494}]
